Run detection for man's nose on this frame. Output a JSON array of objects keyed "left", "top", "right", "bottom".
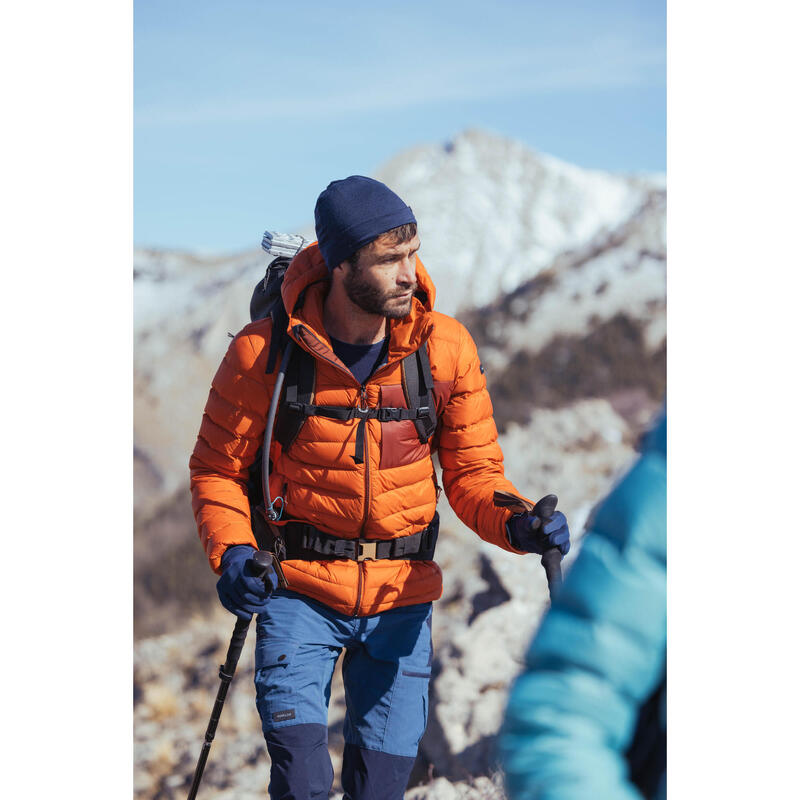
[{"left": 398, "top": 253, "right": 416, "bottom": 284}]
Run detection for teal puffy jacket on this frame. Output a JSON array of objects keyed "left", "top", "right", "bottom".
[{"left": 499, "top": 412, "right": 666, "bottom": 800}]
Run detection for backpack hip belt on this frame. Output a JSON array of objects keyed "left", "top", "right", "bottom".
[{"left": 277, "top": 513, "right": 439, "bottom": 562}]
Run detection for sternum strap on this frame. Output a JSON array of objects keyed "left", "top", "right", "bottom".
[{"left": 274, "top": 344, "right": 438, "bottom": 464}]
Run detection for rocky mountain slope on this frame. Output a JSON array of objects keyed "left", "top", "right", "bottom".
[{"left": 134, "top": 129, "right": 665, "bottom": 796}]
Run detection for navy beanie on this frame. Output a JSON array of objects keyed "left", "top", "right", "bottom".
[{"left": 314, "top": 176, "right": 416, "bottom": 270}]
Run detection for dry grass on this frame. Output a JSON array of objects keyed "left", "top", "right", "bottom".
[
  {"left": 144, "top": 683, "right": 180, "bottom": 722},
  {"left": 150, "top": 736, "right": 177, "bottom": 773}
]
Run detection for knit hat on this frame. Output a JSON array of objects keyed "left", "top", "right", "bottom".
[{"left": 314, "top": 176, "right": 416, "bottom": 270}]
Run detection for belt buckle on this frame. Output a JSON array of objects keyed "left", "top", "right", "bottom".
[{"left": 357, "top": 541, "right": 377, "bottom": 561}]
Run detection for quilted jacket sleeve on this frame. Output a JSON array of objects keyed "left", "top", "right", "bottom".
[
  {"left": 498, "top": 412, "right": 667, "bottom": 800},
  {"left": 189, "top": 325, "right": 272, "bottom": 573},
  {"left": 437, "top": 323, "right": 530, "bottom": 552}
]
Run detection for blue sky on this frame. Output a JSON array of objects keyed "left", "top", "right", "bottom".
[{"left": 135, "top": 0, "right": 665, "bottom": 251}]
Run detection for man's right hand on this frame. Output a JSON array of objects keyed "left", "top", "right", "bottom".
[{"left": 216, "top": 545, "right": 278, "bottom": 620}]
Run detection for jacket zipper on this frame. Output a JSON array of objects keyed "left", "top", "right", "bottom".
[
  {"left": 354, "top": 384, "right": 370, "bottom": 616},
  {"left": 294, "top": 324, "right": 433, "bottom": 617}
]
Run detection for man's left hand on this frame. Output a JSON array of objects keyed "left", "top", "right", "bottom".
[{"left": 507, "top": 511, "right": 570, "bottom": 556}]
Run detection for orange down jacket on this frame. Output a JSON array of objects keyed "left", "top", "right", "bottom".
[{"left": 189, "top": 243, "right": 530, "bottom": 616}]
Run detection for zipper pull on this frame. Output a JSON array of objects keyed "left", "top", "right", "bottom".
[{"left": 353, "top": 385, "right": 368, "bottom": 465}]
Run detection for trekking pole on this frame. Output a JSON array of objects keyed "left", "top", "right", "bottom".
[
  {"left": 186, "top": 550, "right": 277, "bottom": 800},
  {"left": 530, "top": 494, "right": 562, "bottom": 596}
]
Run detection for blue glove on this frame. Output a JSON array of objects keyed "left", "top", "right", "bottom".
[
  {"left": 216, "top": 545, "right": 278, "bottom": 620},
  {"left": 507, "top": 510, "right": 570, "bottom": 556}
]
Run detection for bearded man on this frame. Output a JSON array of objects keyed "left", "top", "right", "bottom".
[{"left": 190, "top": 176, "right": 570, "bottom": 800}]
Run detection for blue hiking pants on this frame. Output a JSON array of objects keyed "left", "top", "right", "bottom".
[{"left": 254, "top": 589, "right": 433, "bottom": 800}]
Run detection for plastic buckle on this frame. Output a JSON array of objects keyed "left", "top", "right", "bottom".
[{"left": 357, "top": 541, "right": 378, "bottom": 561}]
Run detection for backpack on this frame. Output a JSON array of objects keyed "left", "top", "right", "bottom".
[{"left": 246, "top": 231, "right": 438, "bottom": 546}]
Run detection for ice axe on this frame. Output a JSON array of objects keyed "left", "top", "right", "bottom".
[
  {"left": 186, "top": 550, "right": 287, "bottom": 800},
  {"left": 493, "top": 490, "right": 563, "bottom": 597}
]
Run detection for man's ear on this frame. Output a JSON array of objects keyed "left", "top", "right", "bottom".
[{"left": 333, "top": 260, "right": 351, "bottom": 276}]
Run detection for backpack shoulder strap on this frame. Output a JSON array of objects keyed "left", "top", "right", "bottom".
[
  {"left": 274, "top": 344, "right": 315, "bottom": 451},
  {"left": 401, "top": 342, "right": 437, "bottom": 443}
]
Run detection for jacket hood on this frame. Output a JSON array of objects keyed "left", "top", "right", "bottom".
[{"left": 281, "top": 242, "right": 437, "bottom": 361}]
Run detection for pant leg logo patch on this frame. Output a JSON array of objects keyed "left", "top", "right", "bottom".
[{"left": 272, "top": 709, "right": 296, "bottom": 722}]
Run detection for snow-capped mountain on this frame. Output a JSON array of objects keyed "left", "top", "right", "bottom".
[{"left": 374, "top": 129, "right": 663, "bottom": 315}]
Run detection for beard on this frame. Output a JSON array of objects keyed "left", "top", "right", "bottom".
[{"left": 343, "top": 266, "right": 416, "bottom": 319}]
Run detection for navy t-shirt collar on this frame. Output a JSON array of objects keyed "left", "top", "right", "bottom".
[{"left": 329, "top": 335, "right": 389, "bottom": 386}]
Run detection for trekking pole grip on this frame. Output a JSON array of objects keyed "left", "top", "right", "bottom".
[
  {"left": 531, "top": 494, "right": 563, "bottom": 595},
  {"left": 252, "top": 547, "right": 289, "bottom": 590}
]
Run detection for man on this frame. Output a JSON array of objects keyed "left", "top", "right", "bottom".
[{"left": 190, "top": 176, "right": 570, "bottom": 800}]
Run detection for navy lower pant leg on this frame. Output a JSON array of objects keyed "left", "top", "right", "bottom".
[
  {"left": 341, "top": 743, "right": 417, "bottom": 800},
  {"left": 265, "top": 723, "right": 333, "bottom": 800}
]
